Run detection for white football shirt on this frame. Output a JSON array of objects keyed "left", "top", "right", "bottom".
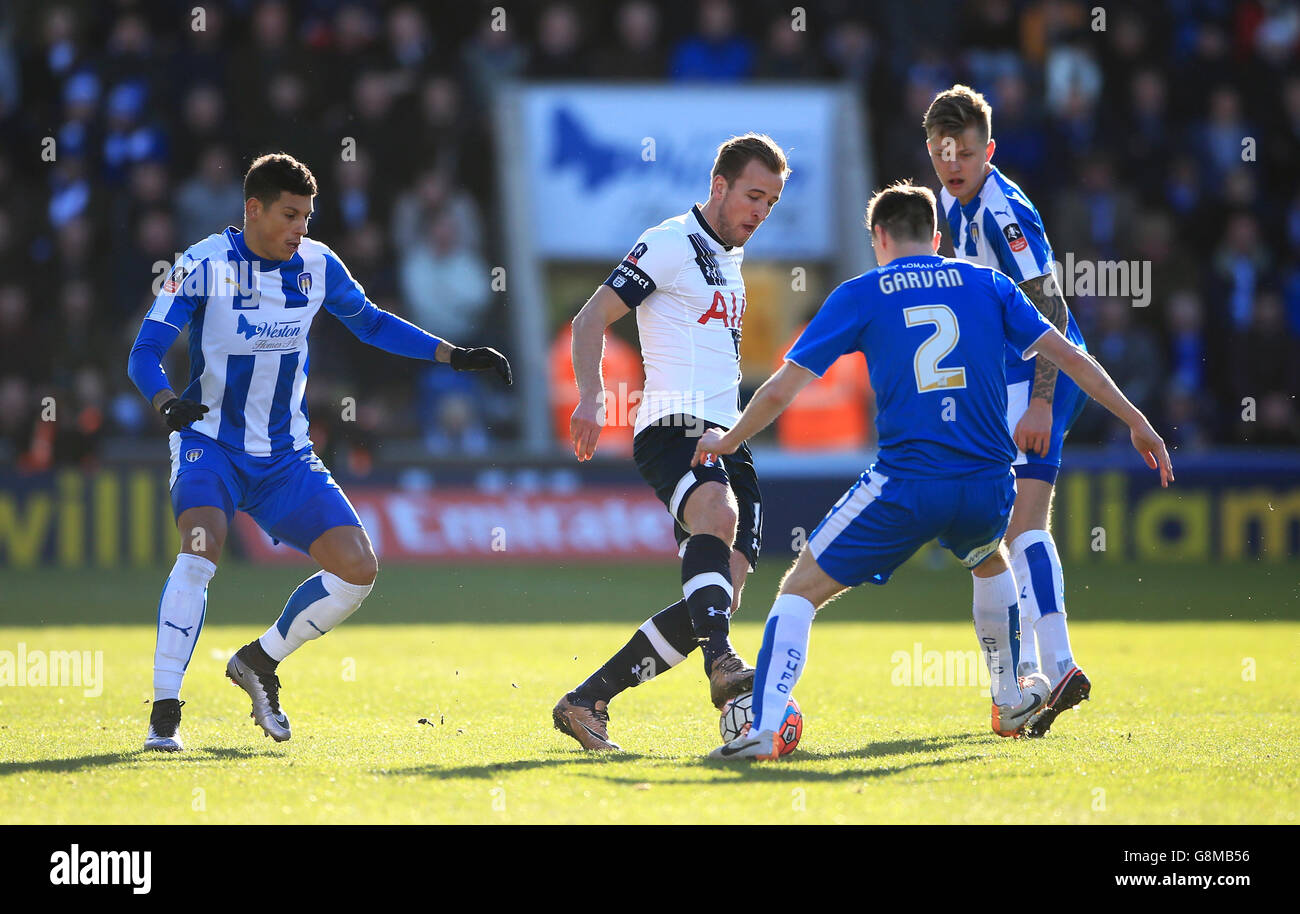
[{"left": 603, "top": 205, "right": 748, "bottom": 434}]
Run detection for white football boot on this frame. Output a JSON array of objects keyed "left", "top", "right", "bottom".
[
  {"left": 709, "top": 728, "right": 782, "bottom": 761},
  {"left": 991, "top": 672, "right": 1051, "bottom": 738}
]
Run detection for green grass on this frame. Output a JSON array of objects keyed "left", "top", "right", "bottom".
[{"left": 0, "top": 560, "right": 1297, "bottom": 823}]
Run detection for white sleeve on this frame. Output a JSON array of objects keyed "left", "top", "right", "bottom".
[{"left": 602, "top": 225, "right": 686, "bottom": 307}]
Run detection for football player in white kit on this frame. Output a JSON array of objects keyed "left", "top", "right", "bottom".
[{"left": 553, "top": 134, "right": 788, "bottom": 750}]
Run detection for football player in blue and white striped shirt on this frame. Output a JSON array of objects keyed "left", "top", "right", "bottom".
[
  {"left": 128, "top": 153, "right": 511, "bottom": 751},
  {"left": 924, "top": 85, "right": 1091, "bottom": 736}
]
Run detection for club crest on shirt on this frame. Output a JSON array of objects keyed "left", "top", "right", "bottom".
[
  {"left": 1003, "top": 222, "right": 1028, "bottom": 253},
  {"left": 298, "top": 272, "right": 313, "bottom": 296},
  {"left": 185, "top": 449, "right": 203, "bottom": 462},
  {"left": 968, "top": 223, "right": 979, "bottom": 246}
]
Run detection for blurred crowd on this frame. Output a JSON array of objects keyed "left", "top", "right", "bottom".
[{"left": 0, "top": 0, "right": 1296, "bottom": 472}]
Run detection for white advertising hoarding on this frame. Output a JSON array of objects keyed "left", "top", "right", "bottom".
[{"left": 518, "top": 84, "right": 839, "bottom": 259}]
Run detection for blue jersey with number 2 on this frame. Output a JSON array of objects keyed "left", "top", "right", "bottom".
[{"left": 785, "top": 254, "right": 1054, "bottom": 480}]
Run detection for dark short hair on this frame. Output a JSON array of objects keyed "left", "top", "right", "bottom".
[
  {"left": 923, "top": 84, "right": 993, "bottom": 144},
  {"left": 865, "top": 180, "right": 936, "bottom": 244},
  {"left": 244, "top": 152, "right": 318, "bottom": 206},
  {"left": 711, "top": 133, "right": 791, "bottom": 185}
]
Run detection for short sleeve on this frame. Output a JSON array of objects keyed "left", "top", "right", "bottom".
[
  {"left": 602, "top": 225, "right": 684, "bottom": 307},
  {"left": 785, "top": 282, "right": 864, "bottom": 378},
  {"left": 321, "top": 247, "right": 371, "bottom": 319},
  {"left": 144, "top": 253, "right": 208, "bottom": 330},
  {"left": 984, "top": 195, "right": 1053, "bottom": 283},
  {"left": 996, "top": 271, "right": 1054, "bottom": 359}
]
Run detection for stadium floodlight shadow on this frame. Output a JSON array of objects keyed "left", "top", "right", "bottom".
[
  {"left": 0, "top": 745, "right": 282, "bottom": 777},
  {"left": 374, "top": 749, "right": 655, "bottom": 780}
]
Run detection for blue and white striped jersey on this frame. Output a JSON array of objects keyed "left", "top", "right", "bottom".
[
  {"left": 143, "top": 227, "right": 373, "bottom": 457},
  {"left": 938, "top": 164, "right": 1054, "bottom": 283},
  {"left": 939, "top": 164, "right": 1085, "bottom": 382}
]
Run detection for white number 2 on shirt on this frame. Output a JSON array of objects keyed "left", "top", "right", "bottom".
[{"left": 903, "top": 305, "right": 967, "bottom": 393}]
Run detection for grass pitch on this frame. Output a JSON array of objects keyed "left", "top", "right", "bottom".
[{"left": 1, "top": 560, "right": 1296, "bottom": 824}]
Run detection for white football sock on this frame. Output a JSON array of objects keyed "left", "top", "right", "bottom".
[
  {"left": 1036, "top": 612, "right": 1075, "bottom": 687},
  {"left": 153, "top": 553, "right": 216, "bottom": 701},
  {"left": 1008, "top": 538, "right": 1040, "bottom": 673},
  {"left": 971, "top": 569, "right": 1023, "bottom": 707},
  {"left": 1010, "top": 530, "right": 1075, "bottom": 687},
  {"left": 259, "top": 571, "right": 373, "bottom": 662},
  {"left": 752, "top": 594, "right": 816, "bottom": 733}
]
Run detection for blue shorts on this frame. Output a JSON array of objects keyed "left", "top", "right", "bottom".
[
  {"left": 807, "top": 470, "right": 1016, "bottom": 587},
  {"left": 169, "top": 430, "right": 362, "bottom": 555},
  {"left": 1005, "top": 371, "right": 1088, "bottom": 484}
]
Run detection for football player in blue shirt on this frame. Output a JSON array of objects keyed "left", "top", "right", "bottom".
[
  {"left": 128, "top": 153, "right": 511, "bottom": 751},
  {"left": 925, "top": 84, "right": 1094, "bottom": 735},
  {"left": 695, "top": 182, "right": 1171, "bottom": 760}
]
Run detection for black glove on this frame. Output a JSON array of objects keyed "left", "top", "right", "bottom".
[
  {"left": 449, "top": 346, "right": 512, "bottom": 385},
  {"left": 159, "top": 397, "right": 209, "bottom": 431}
]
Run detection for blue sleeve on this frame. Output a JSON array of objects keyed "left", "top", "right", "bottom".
[
  {"left": 127, "top": 319, "right": 181, "bottom": 403},
  {"left": 321, "top": 249, "right": 370, "bottom": 319},
  {"left": 144, "top": 256, "right": 207, "bottom": 329},
  {"left": 321, "top": 247, "right": 445, "bottom": 359},
  {"left": 995, "top": 271, "right": 1054, "bottom": 359},
  {"left": 335, "top": 301, "right": 445, "bottom": 360},
  {"left": 785, "top": 282, "right": 864, "bottom": 377}
]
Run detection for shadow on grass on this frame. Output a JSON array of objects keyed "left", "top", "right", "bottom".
[
  {"left": 374, "top": 747, "right": 654, "bottom": 779},
  {"left": 0, "top": 745, "right": 283, "bottom": 776},
  {"left": 375, "top": 732, "right": 991, "bottom": 783}
]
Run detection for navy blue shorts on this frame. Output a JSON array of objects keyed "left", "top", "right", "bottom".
[
  {"left": 169, "top": 429, "right": 362, "bottom": 555},
  {"left": 808, "top": 469, "right": 1016, "bottom": 587},
  {"left": 632, "top": 415, "right": 763, "bottom": 569}
]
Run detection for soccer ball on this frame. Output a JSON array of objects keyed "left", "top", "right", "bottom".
[{"left": 719, "top": 691, "right": 803, "bottom": 755}]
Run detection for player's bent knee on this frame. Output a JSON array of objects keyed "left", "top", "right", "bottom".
[
  {"left": 682, "top": 483, "right": 737, "bottom": 537},
  {"left": 699, "top": 506, "right": 738, "bottom": 542},
  {"left": 336, "top": 549, "right": 378, "bottom": 587},
  {"left": 689, "top": 499, "right": 738, "bottom": 542}
]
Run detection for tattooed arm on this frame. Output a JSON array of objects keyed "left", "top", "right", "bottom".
[
  {"left": 1021, "top": 273, "right": 1070, "bottom": 402},
  {"left": 1011, "top": 272, "right": 1071, "bottom": 457}
]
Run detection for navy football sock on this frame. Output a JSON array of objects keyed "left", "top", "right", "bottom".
[
  {"left": 681, "top": 534, "right": 735, "bottom": 673},
  {"left": 575, "top": 600, "right": 696, "bottom": 703}
]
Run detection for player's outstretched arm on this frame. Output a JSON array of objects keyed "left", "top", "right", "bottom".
[
  {"left": 1013, "top": 273, "right": 1071, "bottom": 456},
  {"left": 334, "top": 301, "right": 512, "bottom": 384},
  {"left": 691, "top": 361, "right": 817, "bottom": 466},
  {"left": 1031, "top": 329, "right": 1174, "bottom": 486},
  {"left": 570, "top": 285, "right": 630, "bottom": 462}
]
